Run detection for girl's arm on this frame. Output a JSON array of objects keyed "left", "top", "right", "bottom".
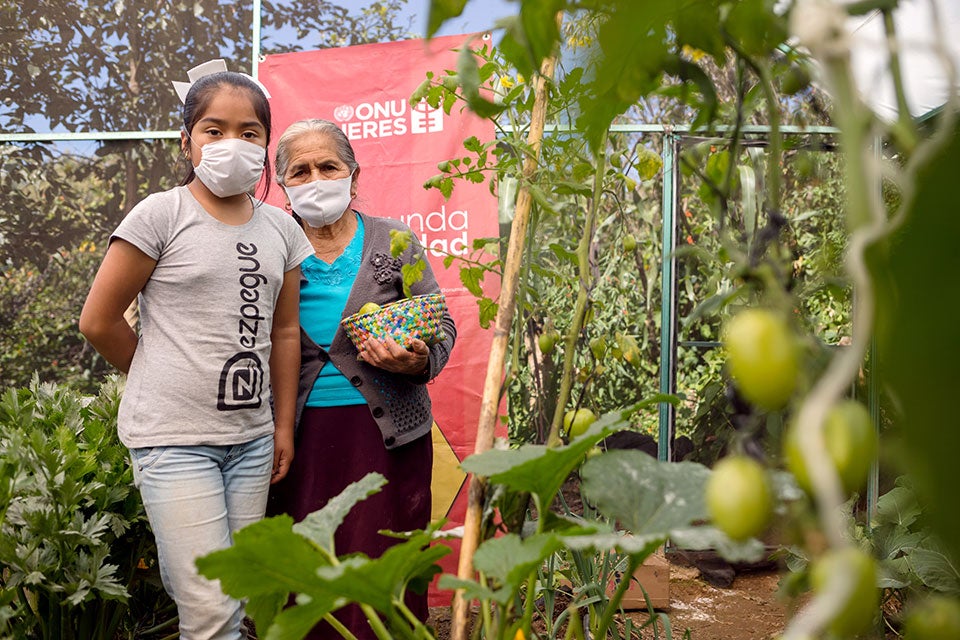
[
  {"left": 79, "top": 239, "right": 157, "bottom": 374},
  {"left": 268, "top": 266, "right": 302, "bottom": 483}
]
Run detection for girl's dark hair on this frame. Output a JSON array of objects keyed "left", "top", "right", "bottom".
[{"left": 179, "top": 71, "right": 272, "bottom": 201}]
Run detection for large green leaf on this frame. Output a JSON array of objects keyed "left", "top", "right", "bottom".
[
  {"left": 873, "top": 526, "right": 926, "bottom": 564},
  {"left": 873, "top": 483, "right": 921, "bottom": 529},
  {"left": 580, "top": 450, "right": 709, "bottom": 534},
  {"left": 473, "top": 532, "right": 565, "bottom": 585},
  {"left": 426, "top": 0, "right": 469, "bottom": 38},
  {"left": 578, "top": 1, "right": 672, "bottom": 149},
  {"left": 722, "top": 0, "right": 788, "bottom": 58},
  {"left": 293, "top": 473, "right": 386, "bottom": 555},
  {"left": 519, "top": 0, "right": 564, "bottom": 66},
  {"left": 907, "top": 545, "right": 960, "bottom": 594},
  {"left": 457, "top": 44, "right": 506, "bottom": 119},
  {"left": 196, "top": 516, "right": 330, "bottom": 598},
  {"left": 579, "top": 451, "right": 767, "bottom": 562},
  {"left": 877, "top": 123, "right": 960, "bottom": 567},
  {"left": 245, "top": 592, "right": 289, "bottom": 636},
  {"left": 674, "top": 0, "right": 725, "bottom": 63},
  {"left": 669, "top": 526, "right": 767, "bottom": 564},
  {"left": 459, "top": 409, "right": 630, "bottom": 502},
  {"left": 313, "top": 529, "right": 450, "bottom": 614},
  {"left": 905, "top": 536, "right": 960, "bottom": 593},
  {"left": 436, "top": 575, "right": 506, "bottom": 604},
  {"left": 561, "top": 530, "right": 665, "bottom": 559},
  {"left": 263, "top": 599, "right": 340, "bottom": 640}
]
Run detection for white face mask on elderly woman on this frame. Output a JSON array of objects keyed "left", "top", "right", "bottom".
[
  {"left": 285, "top": 172, "right": 354, "bottom": 228},
  {"left": 192, "top": 138, "right": 266, "bottom": 198}
]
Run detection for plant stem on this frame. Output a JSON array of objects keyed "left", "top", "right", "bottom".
[
  {"left": 546, "top": 129, "right": 609, "bottom": 448},
  {"left": 594, "top": 555, "right": 640, "bottom": 640},
  {"left": 782, "top": 8, "right": 886, "bottom": 639},
  {"left": 451, "top": 24, "right": 561, "bottom": 640},
  {"left": 882, "top": 8, "right": 918, "bottom": 151},
  {"left": 323, "top": 610, "right": 360, "bottom": 640},
  {"left": 138, "top": 614, "right": 179, "bottom": 635},
  {"left": 563, "top": 605, "right": 584, "bottom": 640},
  {"left": 732, "top": 47, "right": 782, "bottom": 216},
  {"left": 394, "top": 597, "right": 435, "bottom": 640},
  {"left": 720, "top": 57, "right": 748, "bottom": 230},
  {"left": 520, "top": 572, "right": 536, "bottom": 640}
]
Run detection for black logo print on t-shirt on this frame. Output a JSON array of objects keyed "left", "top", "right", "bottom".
[{"left": 217, "top": 242, "right": 266, "bottom": 411}]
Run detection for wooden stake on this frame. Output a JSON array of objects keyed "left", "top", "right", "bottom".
[{"left": 450, "top": 42, "right": 559, "bottom": 640}]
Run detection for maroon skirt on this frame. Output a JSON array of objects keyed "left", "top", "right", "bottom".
[{"left": 267, "top": 404, "right": 433, "bottom": 639}]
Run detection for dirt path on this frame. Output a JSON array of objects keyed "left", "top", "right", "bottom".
[
  {"left": 429, "top": 558, "right": 794, "bottom": 640},
  {"left": 633, "top": 565, "right": 792, "bottom": 640}
]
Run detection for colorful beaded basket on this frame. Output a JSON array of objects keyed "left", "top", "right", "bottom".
[{"left": 342, "top": 293, "right": 447, "bottom": 351}]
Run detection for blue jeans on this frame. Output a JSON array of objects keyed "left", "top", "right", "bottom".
[{"left": 130, "top": 434, "right": 274, "bottom": 640}]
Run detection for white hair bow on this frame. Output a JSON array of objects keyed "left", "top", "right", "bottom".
[{"left": 172, "top": 59, "right": 272, "bottom": 103}]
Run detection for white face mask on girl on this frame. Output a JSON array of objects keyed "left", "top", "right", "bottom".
[
  {"left": 285, "top": 172, "right": 355, "bottom": 228},
  {"left": 192, "top": 138, "right": 266, "bottom": 198}
]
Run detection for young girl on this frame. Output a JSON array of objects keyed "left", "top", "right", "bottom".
[{"left": 80, "top": 64, "right": 313, "bottom": 639}]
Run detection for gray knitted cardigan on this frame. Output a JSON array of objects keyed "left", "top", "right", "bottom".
[{"left": 295, "top": 211, "right": 457, "bottom": 450}]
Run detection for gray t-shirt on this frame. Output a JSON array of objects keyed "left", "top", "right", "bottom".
[{"left": 112, "top": 186, "right": 313, "bottom": 448}]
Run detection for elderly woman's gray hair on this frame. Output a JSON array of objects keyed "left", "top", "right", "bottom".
[{"left": 274, "top": 119, "right": 359, "bottom": 185}]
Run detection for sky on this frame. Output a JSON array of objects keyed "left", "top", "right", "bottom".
[
  {"left": 382, "top": 0, "right": 516, "bottom": 38},
  {"left": 847, "top": 0, "right": 960, "bottom": 119}
]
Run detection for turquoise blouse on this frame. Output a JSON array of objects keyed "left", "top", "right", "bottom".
[{"left": 299, "top": 213, "right": 367, "bottom": 407}]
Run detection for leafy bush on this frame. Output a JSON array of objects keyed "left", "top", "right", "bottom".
[
  {"left": 869, "top": 477, "right": 960, "bottom": 617},
  {"left": 197, "top": 473, "right": 450, "bottom": 640},
  {"left": 0, "top": 244, "right": 110, "bottom": 395},
  {"left": 0, "top": 376, "right": 171, "bottom": 639},
  {"left": 199, "top": 409, "right": 764, "bottom": 640}
]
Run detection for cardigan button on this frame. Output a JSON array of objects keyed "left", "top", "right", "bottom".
[
  {"left": 372, "top": 407, "right": 384, "bottom": 418},
  {"left": 384, "top": 436, "right": 396, "bottom": 447},
  {"left": 350, "top": 376, "right": 362, "bottom": 387}
]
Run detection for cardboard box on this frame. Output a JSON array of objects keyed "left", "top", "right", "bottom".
[
  {"left": 614, "top": 552, "right": 670, "bottom": 610},
  {"left": 557, "top": 552, "right": 670, "bottom": 611}
]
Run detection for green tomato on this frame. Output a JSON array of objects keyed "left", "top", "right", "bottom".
[
  {"left": 810, "top": 547, "right": 879, "bottom": 638},
  {"left": 358, "top": 302, "right": 381, "bottom": 315},
  {"left": 723, "top": 309, "right": 800, "bottom": 411},
  {"left": 563, "top": 408, "right": 597, "bottom": 438},
  {"left": 622, "top": 233, "right": 637, "bottom": 252},
  {"left": 784, "top": 400, "right": 877, "bottom": 496},
  {"left": 705, "top": 455, "right": 773, "bottom": 541},
  {"left": 780, "top": 64, "right": 812, "bottom": 95},
  {"left": 538, "top": 330, "right": 559, "bottom": 355},
  {"left": 904, "top": 595, "right": 960, "bottom": 640}
]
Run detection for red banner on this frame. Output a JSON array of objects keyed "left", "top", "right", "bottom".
[{"left": 260, "top": 34, "right": 499, "bottom": 606}]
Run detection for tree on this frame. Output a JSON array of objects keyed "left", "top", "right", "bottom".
[{"left": 0, "top": 0, "right": 411, "bottom": 391}]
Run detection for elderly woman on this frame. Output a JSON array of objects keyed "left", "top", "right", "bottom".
[{"left": 267, "top": 118, "right": 456, "bottom": 638}]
